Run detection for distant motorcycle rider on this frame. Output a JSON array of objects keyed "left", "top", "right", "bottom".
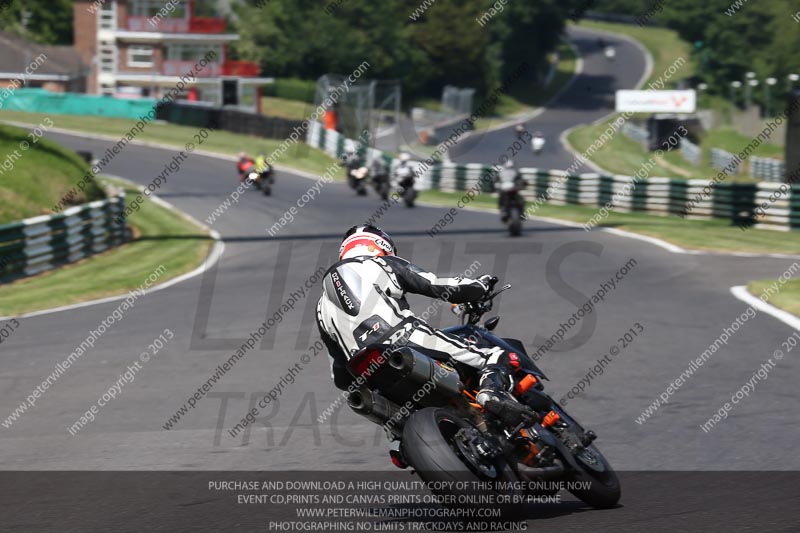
[
  {"left": 395, "top": 152, "right": 413, "bottom": 177},
  {"left": 515, "top": 123, "right": 527, "bottom": 141},
  {"left": 531, "top": 131, "right": 545, "bottom": 154},
  {"left": 254, "top": 152, "right": 269, "bottom": 174},
  {"left": 316, "top": 225, "right": 535, "bottom": 425},
  {"left": 344, "top": 148, "right": 368, "bottom": 194},
  {"left": 371, "top": 157, "right": 389, "bottom": 179},
  {"left": 393, "top": 152, "right": 417, "bottom": 207},
  {"left": 236, "top": 152, "right": 255, "bottom": 183},
  {"left": 344, "top": 148, "right": 364, "bottom": 173},
  {"left": 394, "top": 152, "right": 415, "bottom": 191},
  {"left": 370, "top": 157, "right": 391, "bottom": 199},
  {"left": 496, "top": 159, "right": 526, "bottom": 222}
]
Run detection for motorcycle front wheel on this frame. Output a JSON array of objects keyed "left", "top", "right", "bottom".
[{"left": 566, "top": 443, "right": 621, "bottom": 509}]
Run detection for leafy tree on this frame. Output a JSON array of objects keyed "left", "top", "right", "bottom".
[
  {"left": 0, "top": 0, "right": 74, "bottom": 45},
  {"left": 230, "top": 0, "right": 579, "bottom": 104}
]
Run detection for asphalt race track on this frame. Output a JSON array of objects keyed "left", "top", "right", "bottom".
[
  {"left": 448, "top": 26, "right": 649, "bottom": 171},
  {"left": 2, "top": 129, "right": 798, "bottom": 529},
  {"left": 2, "top": 29, "right": 799, "bottom": 532}
]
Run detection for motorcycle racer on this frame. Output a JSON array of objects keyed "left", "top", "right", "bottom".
[
  {"left": 236, "top": 152, "right": 255, "bottom": 183},
  {"left": 316, "top": 224, "right": 535, "bottom": 425},
  {"left": 496, "top": 159, "right": 526, "bottom": 222}
]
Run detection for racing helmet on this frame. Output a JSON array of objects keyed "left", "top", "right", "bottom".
[{"left": 339, "top": 225, "right": 396, "bottom": 260}]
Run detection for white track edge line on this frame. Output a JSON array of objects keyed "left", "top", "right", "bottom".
[
  {"left": 3, "top": 121, "right": 797, "bottom": 261},
  {"left": 730, "top": 286, "right": 800, "bottom": 330}
]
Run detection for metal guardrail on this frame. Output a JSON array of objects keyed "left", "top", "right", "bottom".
[
  {"left": 750, "top": 156, "right": 785, "bottom": 182},
  {"left": 0, "top": 195, "right": 127, "bottom": 282},
  {"left": 680, "top": 138, "right": 702, "bottom": 166},
  {"left": 622, "top": 122, "right": 649, "bottom": 143},
  {"left": 710, "top": 148, "right": 742, "bottom": 175},
  {"left": 307, "top": 123, "right": 798, "bottom": 230}
]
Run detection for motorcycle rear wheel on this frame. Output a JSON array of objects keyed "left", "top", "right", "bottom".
[
  {"left": 508, "top": 207, "right": 522, "bottom": 237},
  {"left": 401, "top": 408, "right": 523, "bottom": 510},
  {"left": 403, "top": 189, "right": 416, "bottom": 208}
]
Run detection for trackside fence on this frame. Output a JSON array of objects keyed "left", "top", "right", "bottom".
[
  {"left": 0, "top": 195, "right": 127, "bottom": 282},
  {"left": 750, "top": 156, "right": 785, "bottom": 182},
  {"left": 307, "top": 123, "right": 798, "bottom": 231}
]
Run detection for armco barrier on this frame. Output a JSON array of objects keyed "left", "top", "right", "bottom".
[
  {"left": 0, "top": 195, "right": 127, "bottom": 282},
  {"left": 520, "top": 171, "right": 796, "bottom": 230},
  {"left": 307, "top": 123, "right": 797, "bottom": 230},
  {"left": 680, "top": 138, "right": 702, "bottom": 166},
  {"left": 710, "top": 148, "right": 742, "bottom": 175},
  {"left": 750, "top": 156, "right": 785, "bottom": 182}
]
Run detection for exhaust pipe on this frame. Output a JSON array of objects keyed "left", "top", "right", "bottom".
[
  {"left": 347, "top": 387, "right": 406, "bottom": 433},
  {"left": 385, "top": 348, "right": 463, "bottom": 402}
]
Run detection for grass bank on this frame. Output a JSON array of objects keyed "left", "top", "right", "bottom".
[
  {"left": 0, "top": 177, "right": 212, "bottom": 316},
  {"left": 748, "top": 279, "right": 800, "bottom": 317},
  {"left": 0, "top": 123, "right": 105, "bottom": 223}
]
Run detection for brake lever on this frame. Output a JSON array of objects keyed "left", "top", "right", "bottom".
[{"left": 487, "top": 283, "right": 512, "bottom": 300}]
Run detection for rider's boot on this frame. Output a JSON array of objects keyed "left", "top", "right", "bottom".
[{"left": 476, "top": 364, "right": 538, "bottom": 426}]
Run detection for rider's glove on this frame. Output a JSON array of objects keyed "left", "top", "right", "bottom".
[{"left": 477, "top": 275, "right": 494, "bottom": 294}]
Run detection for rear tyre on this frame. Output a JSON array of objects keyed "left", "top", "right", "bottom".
[
  {"left": 401, "top": 408, "right": 523, "bottom": 512},
  {"left": 263, "top": 186, "right": 271, "bottom": 196},
  {"left": 508, "top": 207, "right": 522, "bottom": 237},
  {"left": 404, "top": 189, "right": 416, "bottom": 208}
]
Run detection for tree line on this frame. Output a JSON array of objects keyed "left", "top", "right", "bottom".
[
  {"left": 230, "top": 0, "right": 585, "bottom": 103},
  {"left": 590, "top": 0, "right": 800, "bottom": 107}
]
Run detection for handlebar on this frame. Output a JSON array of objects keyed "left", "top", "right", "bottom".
[{"left": 453, "top": 277, "right": 511, "bottom": 325}]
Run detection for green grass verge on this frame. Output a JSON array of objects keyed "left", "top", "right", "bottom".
[
  {"left": 0, "top": 110, "right": 342, "bottom": 179},
  {"left": 575, "top": 20, "right": 695, "bottom": 87},
  {"left": 418, "top": 189, "right": 800, "bottom": 255},
  {"left": 0, "top": 178, "right": 212, "bottom": 316},
  {"left": 748, "top": 279, "right": 800, "bottom": 316},
  {"left": 702, "top": 128, "right": 784, "bottom": 158},
  {"left": 0, "top": 123, "right": 105, "bottom": 223},
  {"left": 567, "top": 116, "right": 782, "bottom": 181},
  {"left": 566, "top": 117, "right": 707, "bottom": 179}
]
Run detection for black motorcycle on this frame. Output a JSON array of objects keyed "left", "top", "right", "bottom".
[
  {"left": 344, "top": 154, "right": 369, "bottom": 196},
  {"left": 371, "top": 159, "right": 391, "bottom": 200},
  {"left": 346, "top": 277, "right": 621, "bottom": 511},
  {"left": 249, "top": 164, "right": 274, "bottom": 196},
  {"left": 499, "top": 182, "right": 526, "bottom": 237},
  {"left": 394, "top": 165, "right": 417, "bottom": 207}
]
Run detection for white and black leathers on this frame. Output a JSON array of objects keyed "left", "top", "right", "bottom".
[{"left": 316, "top": 255, "right": 505, "bottom": 390}]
